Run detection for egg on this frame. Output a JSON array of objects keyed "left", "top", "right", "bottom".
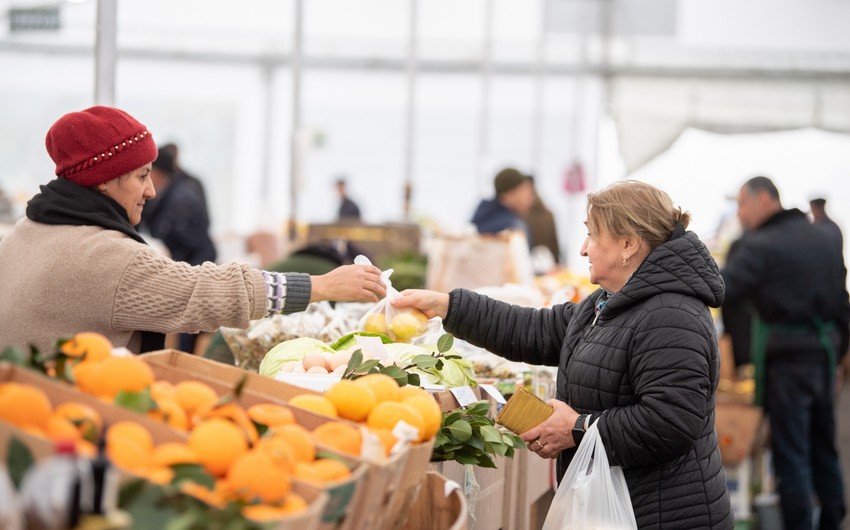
[
  {"left": 278, "top": 361, "right": 299, "bottom": 373},
  {"left": 306, "top": 365, "right": 329, "bottom": 374},
  {"left": 331, "top": 364, "right": 347, "bottom": 374},
  {"left": 328, "top": 350, "right": 353, "bottom": 371},
  {"left": 302, "top": 351, "right": 329, "bottom": 371}
]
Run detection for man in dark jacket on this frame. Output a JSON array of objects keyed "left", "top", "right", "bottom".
[
  {"left": 471, "top": 167, "right": 535, "bottom": 237},
  {"left": 722, "top": 176, "right": 849, "bottom": 530}
]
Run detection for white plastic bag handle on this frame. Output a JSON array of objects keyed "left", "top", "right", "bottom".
[{"left": 355, "top": 254, "right": 394, "bottom": 292}]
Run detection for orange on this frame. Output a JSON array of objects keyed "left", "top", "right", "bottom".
[
  {"left": 227, "top": 450, "right": 292, "bottom": 504},
  {"left": 268, "top": 424, "right": 316, "bottom": 463},
  {"left": 53, "top": 402, "right": 102, "bottom": 442},
  {"left": 0, "top": 383, "right": 52, "bottom": 429},
  {"left": 254, "top": 436, "right": 296, "bottom": 472},
  {"left": 72, "top": 361, "right": 101, "bottom": 394},
  {"left": 353, "top": 373, "right": 400, "bottom": 403},
  {"left": 60, "top": 332, "right": 112, "bottom": 362},
  {"left": 107, "top": 439, "right": 149, "bottom": 472},
  {"left": 247, "top": 403, "right": 295, "bottom": 428},
  {"left": 188, "top": 418, "right": 249, "bottom": 477},
  {"left": 90, "top": 357, "right": 154, "bottom": 398},
  {"left": 310, "top": 459, "right": 352, "bottom": 483},
  {"left": 149, "top": 381, "right": 176, "bottom": 402},
  {"left": 45, "top": 415, "right": 81, "bottom": 442},
  {"left": 242, "top": 504, "right": 289, "bottom": 522},
  {"left": 281, "top": 493, "right": 309, "bottom": 514},
  {"left": 194, "top": 402, "right": 259, "bottom": 445},
  {"left": 148, "top": 397, "right": 189, "bottom": 431},
  {"left": 141, "top": 466, "right": 174, "bottom": 485},
  {"left": 325, "top": 380, "right": 377, "bottom": 422},
  {"left": 106, "top": 421, "right": 154, "bottom": 454},
  {"left": 312, "top": 422, "right": 362, "bottom": 457},
  {"left": 397, "top": 385, "right": 429, "bottom": 400},
  {"left": 370, "top": 428, "right": 398, "bottom": 456},
  {"left": 151, "top": 442, "right": 199, "bottom": 467},
  {"left": 288, "top": 395, "right": 337, "bottom": 418},
  {"left": 75, "top": 439, "right": 97, "bottom": 458},
  {"left": 292, "top": 462, "right": 323, "bottom": 484},
  {"left": 367, "top": 402, "right": 425, "bottom": 442},
  {"left": 174, "top": 381, "right": 218, "bottom": 416},
  {"left": 402, "top": 395, "right": 442, "bottom": 441}
]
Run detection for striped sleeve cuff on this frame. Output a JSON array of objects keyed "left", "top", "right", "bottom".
[{"left": 281, "top": 272, "right": 311, "bottom": 314}]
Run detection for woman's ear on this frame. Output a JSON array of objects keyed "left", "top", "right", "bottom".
[{"left": 621, "top": 236, "right": 641, "bottom": 260}]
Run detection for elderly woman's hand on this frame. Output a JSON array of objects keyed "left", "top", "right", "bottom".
[
  {"left": 392, "top": 289, "right": 450, "bottom": 320},
  {"left": 310, "top": 264, "right": 386, "bottom": 303},
  {"left": 520, "top": 400, "right": 580, "bottom": 459}
]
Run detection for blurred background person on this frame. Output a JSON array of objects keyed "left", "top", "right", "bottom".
[
  {"left": 524, "top": 175, "right": 562, "bottom": 269},
  {"left": 471, "top": 167, "right": 535, "bottom": 238},
  {"left": 810, "top": 197, "right": 844, "bottom": 254},
  {"left": 722, "top": 176, "right": 849, "bottom": 530},
  {"left": 140, "top": 146, "right": 219, "bottom": 353},
  {"left": 336, "top": 177, "right": 361, "bottom": 221}
]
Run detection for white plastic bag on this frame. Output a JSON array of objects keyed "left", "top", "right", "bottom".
[
  {"left": 542, "top": 422, "right": 638, "bottom": 530},
  {"left": 355, "top": 255, "right": 428, "bottom": 343}
]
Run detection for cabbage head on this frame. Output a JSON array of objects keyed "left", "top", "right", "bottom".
[{"left": 259, "top": 337, "right": 335, "bottom": 377}]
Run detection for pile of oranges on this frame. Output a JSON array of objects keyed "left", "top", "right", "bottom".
[
  {"left": 289, "top": 372, "right": 443, "bottom": 451},
  {"left": 0, "top": 331, "right": 381, "bottom": 523}
]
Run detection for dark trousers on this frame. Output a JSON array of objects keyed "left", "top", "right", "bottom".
[{"left": 766, "top": 360, "right": 845, "bottom": 530}]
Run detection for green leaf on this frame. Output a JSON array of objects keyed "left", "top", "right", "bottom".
[
  {"left": 466, "top": 401, "right": 491, "bottom": 417},
  {"left": 455, "top": 454, "right": 479, "bottom": 465},
  {"left": 7, "top": 436, "right": 34, "bottom": 490},
  {"left": 171, "top": 463, "right": 215, "bottom": 489},
  {"left": 406, "top": 373, "right": 421, "bottom": 387},
  {"left": 411, "top": 354, "right": 439, "bottom": 370},
  {"left": 0, "top": 346, "right": 26, "bottom": 366},
  {"left": 437, "top": 334, "right": 454, "bottom": 353},
  {"left": 479, "top": 424, "right": 503, "bottom": 444},
  {"left": 342, "top": 349, "right": 364, "bottom": 379},
  {"left": 233, "top": 374, "right": 248, "bottom": 399},
  {"left": 379, "top": 365, "right": 409, "bottom": 387},
  {"left": 476, "top": 454, "right": 497, "bottom": 468},
  {"left": 442, "top": 411, "right": 462, "bottom": 426},
  {"left": 114, "top": 388, "right": 156, "bottom": 414},
  {"left": 447, "top": 420, "right": 472, "bottom": 442}
]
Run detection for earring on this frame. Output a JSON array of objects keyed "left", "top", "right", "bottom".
[{"left": 622, "top": 257, "right": 629, "bottom": 267}]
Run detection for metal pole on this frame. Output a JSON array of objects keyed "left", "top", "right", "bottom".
[
  {"left": 288, "top": 0, "right": 304, "bottom": 241},
  {"left": 260, "top": 64, "right": 274, "bottom": 199},
  {"left": 530, "top": 0, "right": 549, "bottom": 175},
  {"left": 94, "top": 0, "right": 117, "bottom": 105},
  {"left": 403, "top": 0, "right": 418, "bottom": 222},
  {"left": 477, "top": 0, "right": 494, "bottom": 192}
]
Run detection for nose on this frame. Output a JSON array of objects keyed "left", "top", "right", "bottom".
[
  {"left": 144, "top": 179, "right": 156, "bottom": 200},
  {"left": 580, "top": 236, "right": 589, "bottom": 256}
]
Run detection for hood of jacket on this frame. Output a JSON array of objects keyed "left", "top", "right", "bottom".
[{"left": 604, "top": 231, "right": 725, "bottom": 317}]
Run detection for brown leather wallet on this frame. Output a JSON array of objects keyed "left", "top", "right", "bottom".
[{"left": 495, "top": 386, "right": 554, "bottom": 435}]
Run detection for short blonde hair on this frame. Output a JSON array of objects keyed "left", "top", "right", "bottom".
[{"left": 586, "top": 180, "right": 691, "bottom": 251}]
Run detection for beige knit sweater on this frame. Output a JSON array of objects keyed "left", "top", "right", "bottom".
[{"left": 0, "top": 219, "right": 306, "bottom": 353}]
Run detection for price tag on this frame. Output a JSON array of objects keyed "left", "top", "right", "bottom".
[
  {"left": 354, "top": 335, "right": 390, "bottom": 362},
  {"left": 449, "top": 385, "right": 478, "bottom": 407},
  {"left": 480, "top": 384, "right": 507, "bottom": 405}
]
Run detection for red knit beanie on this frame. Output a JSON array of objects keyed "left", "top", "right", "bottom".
[{"left": 45, "top": 106, "right": 158, "bottom": 187}]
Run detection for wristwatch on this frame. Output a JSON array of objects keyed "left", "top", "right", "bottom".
[{"left": 572, "top": 414, "right": 589, "bottom": 445}]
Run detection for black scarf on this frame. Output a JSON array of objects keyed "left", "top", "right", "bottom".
[{"left": 27, "top": 178, "right": 166, "bottom": 352}]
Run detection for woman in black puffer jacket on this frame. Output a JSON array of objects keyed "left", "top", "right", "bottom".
[{"left": 395, "top": 180, "right": 733, "bottom": 529}]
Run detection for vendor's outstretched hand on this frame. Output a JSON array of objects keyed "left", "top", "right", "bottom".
[
  {"left": 311, "top": 264, "right": 385, "bottom": 303},
  {"left": 393, "top": 289, "right": 450, "bottom": 320}
]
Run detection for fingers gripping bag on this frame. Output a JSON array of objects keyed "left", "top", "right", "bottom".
[
  {"left": 542, "top": 421, "right": 638, "bottom": 530},
  {"left": 355, "top": 255, "right": 428, "bottom": 343}
]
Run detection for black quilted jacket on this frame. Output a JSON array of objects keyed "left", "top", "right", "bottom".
[{"left": 444, "top": 231, "right": 733, "bottom": 529}]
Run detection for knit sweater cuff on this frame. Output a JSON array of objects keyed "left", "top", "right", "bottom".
[{"left": 282, "top": 273, "right": 311, "bottom": 314}]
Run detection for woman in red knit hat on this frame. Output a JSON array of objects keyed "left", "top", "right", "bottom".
[{"left": 0, "top": 106, "right": 385, "bottom": 353}]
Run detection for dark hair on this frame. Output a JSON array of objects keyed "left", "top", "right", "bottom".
[
  {"left": 743, "top": 176, "right": 780, "bottom": 201},
  {"left": 810, "top": 198, "right": 826, "bottom": 208}
]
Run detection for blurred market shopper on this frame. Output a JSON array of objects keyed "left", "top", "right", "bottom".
[
  {"left": 724, "top": 176, "right": 849, "bottom": 530},
  {"left": 335, "top": 177, "right": 361, "bottom": 221},
  {"left": 396, "top": 180, "right": 733, "bottom": 529},
  {"left": 0, "top": 106, "right": 386, "bottom": 354},
  {"left": 470, "top": 167, "right": 535, "bottom": 236},
  {"left": 810, "top": 196, "right": 844, "bottom": 254}
]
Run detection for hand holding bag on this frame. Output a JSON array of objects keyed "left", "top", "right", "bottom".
[{"left": 542, "top": 421, "right": 638, "bottom": 530}]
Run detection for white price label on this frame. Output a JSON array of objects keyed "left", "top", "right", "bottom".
[
  {"left": 450, "top": 385, "right": 478, "bottom": 407},
  {"left": 480, "top": 384, "right": 507, "bottom": 405}
]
